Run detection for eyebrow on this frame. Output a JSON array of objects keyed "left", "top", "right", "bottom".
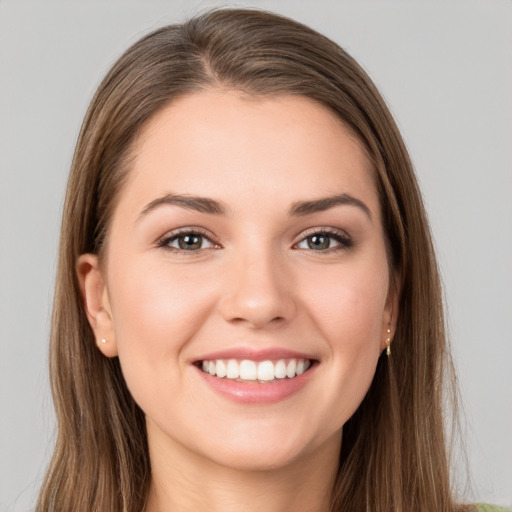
[
  {"left": 139, "top": 193, "right": 227, "bottom": 218},
  {"left": 289, "top": 193, "right": 372, "bottom": 220},
  {"left": 138, "top": 192, "right": 371, "bottom": 220}
]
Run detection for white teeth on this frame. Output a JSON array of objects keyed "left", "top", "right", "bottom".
[
  {"left": 286, "top": 359, "right": 296, "bottom": 378},
  {"left": 275, "top": 360, "right": 287, "bottom": 379},
  {"left": 226, "top": 359, "right": 239, "bottom": 379},
  {"left": 239, "top": 360, "right": 257, "bottom": 380},
  {"left": 216, "top": 360, "right": 227, "bottom": 378},
  {"left": 199, "top": 358, "right": 312, "bottom": 381},
  {"left": 257, "top": 360, "right": 275, "bottom": 381}
]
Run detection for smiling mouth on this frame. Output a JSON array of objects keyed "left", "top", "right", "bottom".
[{"left": 196, "top": 358, "right": 313, "bottom": 383}]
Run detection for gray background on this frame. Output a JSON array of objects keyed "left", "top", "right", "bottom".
[{"left": 1, "top": 1, "right": 511, "bottom": 510}]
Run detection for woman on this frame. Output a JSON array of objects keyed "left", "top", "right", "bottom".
[{"left": 35, "top": 8, "right": 507, "bottom": 512}]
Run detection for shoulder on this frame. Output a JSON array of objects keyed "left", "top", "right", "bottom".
[{"left": 475, "top": 505, "right": 512, "bottom": 512}]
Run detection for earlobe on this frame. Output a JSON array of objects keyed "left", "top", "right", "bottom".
[
  {"left": 76, "top": 254, "right": 118, "bottom": 357},
  {"left": 381, "top": 272, "right": 401, "bottom": 352}
]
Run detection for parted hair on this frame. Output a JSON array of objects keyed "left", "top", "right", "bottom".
[{"left": 37, "top": 8, "right": 470, "bottom": 512}]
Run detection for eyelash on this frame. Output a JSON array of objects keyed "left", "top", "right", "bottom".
[
  {"left": 157, "top": 227, "right": 352, "bottom": 254},
  {"left": 157, "top": 228, "right": 221, "bottom": 254},
  {"left": 294, "top": 227, "right": 353, "bottom": 252}
]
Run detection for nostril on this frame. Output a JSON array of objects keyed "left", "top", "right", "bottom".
[
  {"left": 230, "top": 315, "right": 286, "bottom": 329},
  {"left": 218, "top": 271, "right": 297, "bottom": 328}
]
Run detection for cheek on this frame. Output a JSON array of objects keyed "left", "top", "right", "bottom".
[
  {"left": 299, "top": 263, "right": 388, "bottom": 428},
  {"left": 106, "top": 258, "right": 217, "bottom": 390},
  {"left": 300, "top": 261, "right": 389, "bottom": 351},
  {"left": 110, "top": 258, "right": 212, "bottom": 341}
]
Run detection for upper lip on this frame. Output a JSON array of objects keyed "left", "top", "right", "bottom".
[{"left": 193, "top": 347, "right": 317, "bottom": 363}]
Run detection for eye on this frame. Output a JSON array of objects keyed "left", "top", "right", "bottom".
[
  {"left": 295, "top": 229, "right": 352, "bottom": 251},
  {"left": 158, "top": 230, "right": 219, "bottom": 252}
]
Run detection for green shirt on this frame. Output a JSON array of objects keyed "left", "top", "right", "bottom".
[{"left": 476, "top": 505, "right": 512, "bottom": 512}]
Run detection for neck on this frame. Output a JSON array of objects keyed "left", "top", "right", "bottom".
[{"left": 144, "top": 424, "right": 341, "bottom": 512}]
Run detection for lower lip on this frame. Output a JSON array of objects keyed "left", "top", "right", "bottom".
[{"left": 195, "top": 364, "right": 316, "bottom": 404}]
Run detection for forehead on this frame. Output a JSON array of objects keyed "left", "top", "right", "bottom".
[{"left": 120, "top": 91, "right": 378, "bottom": 217}]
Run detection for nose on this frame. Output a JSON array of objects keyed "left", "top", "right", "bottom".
[{"left": 218, "top": 248, "right": 297, "bottom": 329}]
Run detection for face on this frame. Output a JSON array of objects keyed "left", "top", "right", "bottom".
[{"left": 79, "top": 91, "right": 397, "bottom": 472}]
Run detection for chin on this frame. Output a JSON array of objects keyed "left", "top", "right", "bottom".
[
  {"left": 194, "top": 419, "right": 339, "bottom": 473},
  {"left": 204, "top": 440, "right": 312, "bottom": 472}
]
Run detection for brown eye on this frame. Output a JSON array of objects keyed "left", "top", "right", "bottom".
[
  {"left": 177, "top": 234, "right": 203, "bottom": 250},
  {"left": 159, "top": 231, "right": 217, "bottom": 252},
  {"left": 295, "top": 230, "right": 352, "bottom": 251},
  {"left": 306, "top": 234, "right": 330, "bottom": 250}
]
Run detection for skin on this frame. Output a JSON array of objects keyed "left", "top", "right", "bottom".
[{"left": 78, "top": 90, "right": 398, "bottom": 512}]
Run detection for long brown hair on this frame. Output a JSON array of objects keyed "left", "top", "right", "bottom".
[{"left": 37, "top": 8, "right": 469, "bottom": 512}]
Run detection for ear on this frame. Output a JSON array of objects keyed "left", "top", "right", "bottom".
[
  {"left": 77, "top": 254, "right": 118, "bottom": 357},
  {"left": 380, "top": 271, "right": 401, "bottom": 351}
]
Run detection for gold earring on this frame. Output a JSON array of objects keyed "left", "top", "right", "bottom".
[{"left": 386, "top": 328, "right": 391, "bottom": 356}]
